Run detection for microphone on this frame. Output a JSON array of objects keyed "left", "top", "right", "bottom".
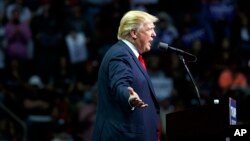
[{"left": 158, "top": 42, "right": 195, "bottom": 57}]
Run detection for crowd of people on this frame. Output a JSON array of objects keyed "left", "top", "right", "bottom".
[{"left": 0, "top": 0, "right": 250, "bottom": 140}]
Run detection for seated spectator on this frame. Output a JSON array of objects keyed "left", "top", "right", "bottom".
[
  {"left": 217, "top": 61, "right": 249, "bottom": 104},
  {"left": 4, "top": 7, "right": 32, "bottom": 60},
  {"left": 65, "top": 26, "right": 89, "bottom": 75},
  {"left": 152, "top": 11, "right": 179, "bottom": 51},
  {"left": 22, "top": 75, "right": 54, "bottom": 141},
  {"left": 218, "top": 68, "right": 248, "bottom": 93}
]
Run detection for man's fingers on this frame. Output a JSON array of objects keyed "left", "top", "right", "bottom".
[
  {"left": 141, "top": 103, "right": 148, "bottom": 108},
  {"left": 132, "top": 98, "right": 148, "bottom": 108},
  {"left": 133, "top": 98, "right": 142, "bottom": 103},
  {"left": 137, "top": 101, "right": 148, "bottom": 108}
]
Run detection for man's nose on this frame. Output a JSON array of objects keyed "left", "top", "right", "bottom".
[{"left": 152, "top": 31, "right": 156, "bottom": 37}]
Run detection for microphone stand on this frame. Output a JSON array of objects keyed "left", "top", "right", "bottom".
[{"left": 178, "top": 55, "right": 201, "bottom": 106}]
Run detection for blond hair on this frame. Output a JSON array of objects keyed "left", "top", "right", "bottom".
[{"left": 117, "top": 10, "right": 158, "bottom": 40}]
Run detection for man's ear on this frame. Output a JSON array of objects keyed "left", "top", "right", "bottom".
[{"left": 130, "top": 29, "right": 137, "bottom": 40}]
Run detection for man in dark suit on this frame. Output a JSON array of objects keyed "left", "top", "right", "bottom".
[{"left": 92, "top": 10, "right": 160, "bottom": 141}]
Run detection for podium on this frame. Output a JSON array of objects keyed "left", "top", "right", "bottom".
[{"left": 165, "top": 98, "right": 236, "bottom": 141}]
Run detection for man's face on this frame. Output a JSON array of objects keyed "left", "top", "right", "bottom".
[{"left": 134, "top": 22, "right": 156, "bottom": 54}]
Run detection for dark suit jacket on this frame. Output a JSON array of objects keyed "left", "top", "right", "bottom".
[{"left": 92, "top": 40, "right": 160, "bottom": 141}]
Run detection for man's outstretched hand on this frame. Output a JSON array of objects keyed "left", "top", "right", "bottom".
[{"left": 128, "top": 87, "right": 148, "bottom": 109}]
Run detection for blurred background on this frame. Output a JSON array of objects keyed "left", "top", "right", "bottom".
[{"left": 0, "top": 0, "right": 250, "bottom": 140}]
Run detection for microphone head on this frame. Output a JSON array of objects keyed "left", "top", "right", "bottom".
[{"left": 158, "top": 42, "right": 169, "bottom": 51}]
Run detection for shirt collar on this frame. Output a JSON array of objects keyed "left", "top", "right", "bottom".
[{"left": 122, "top": 39, "right": 139, "bottom": 58}]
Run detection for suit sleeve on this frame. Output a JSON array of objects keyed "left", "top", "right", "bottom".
[{"left": 108, "top": 53, "right": 133, "bottom": 110}]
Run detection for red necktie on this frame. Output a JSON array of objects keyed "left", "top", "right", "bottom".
[{"left": 138, "top": 55, "right": 146, "bottom": 70}]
